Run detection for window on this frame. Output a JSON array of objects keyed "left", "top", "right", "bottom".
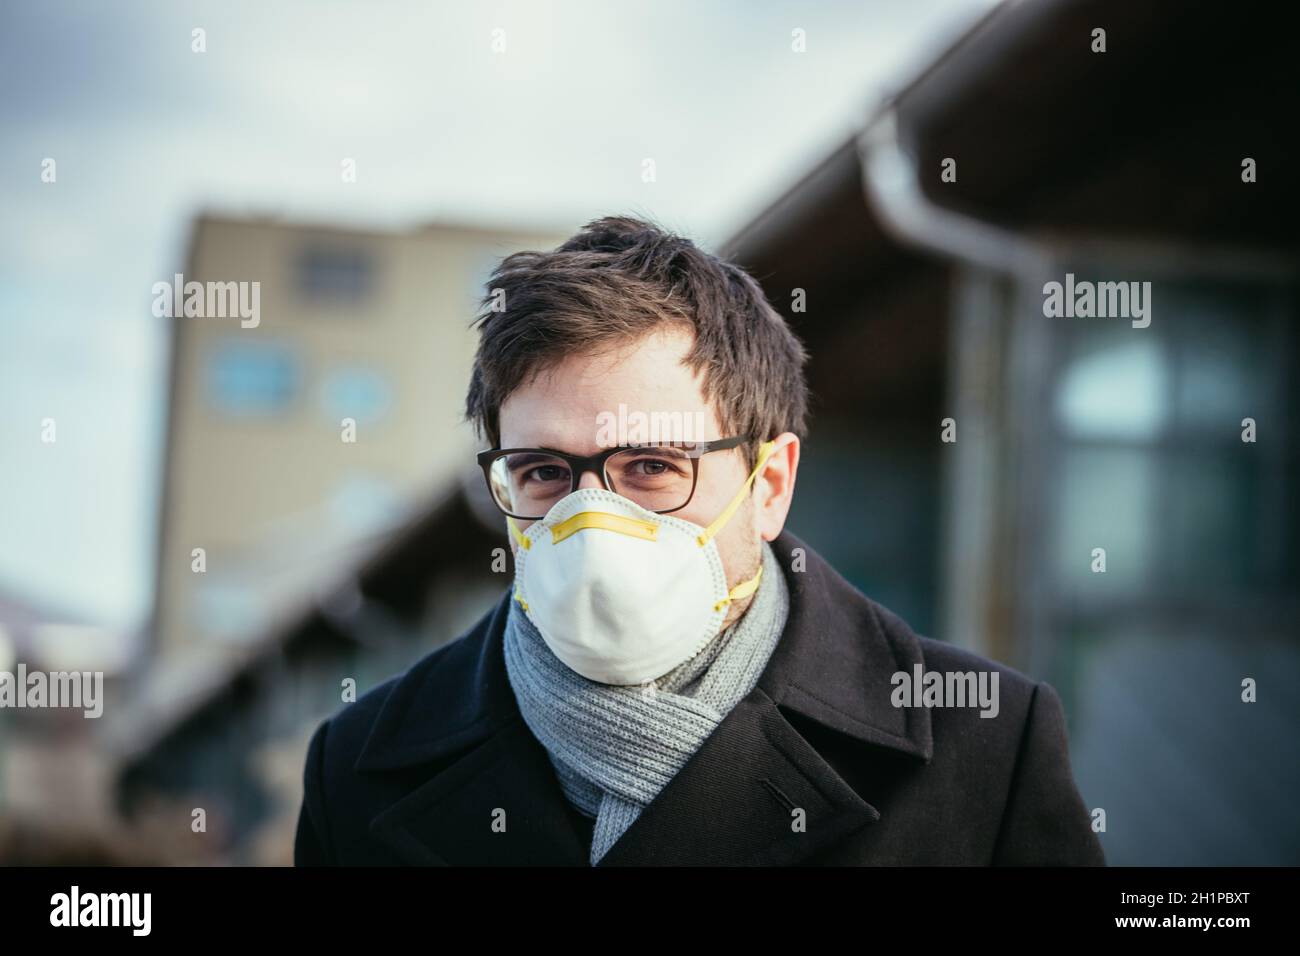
[
  {"left": 297, "top": 245, "right": 374, "bottom": 303},
  {"left": 1048, "top": 275, "right": 1296, "bottom": 600},
  {"left": 205, "top": 341, "right": 300, "bottom": 416},
  {"left": 319, "top": 366, "right": 393, "bottom": 426}
]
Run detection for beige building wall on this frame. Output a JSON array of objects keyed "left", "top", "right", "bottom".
[{"left": 154, "top": 215, "right": 564, "bottom": 657}]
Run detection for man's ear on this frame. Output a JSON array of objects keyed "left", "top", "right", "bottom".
[{"left": 755, "top": 433, "right": 799, "bottom": 542}]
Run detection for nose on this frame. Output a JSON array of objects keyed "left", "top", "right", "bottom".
[{"left": 575, "top": 468, "right": 605, "bottom": 491}]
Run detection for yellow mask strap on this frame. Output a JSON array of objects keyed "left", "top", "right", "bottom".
[
  {"left": 696, "top": 439, "right": 778, "bottom": 548},
  {"left": 713, "top": 562, "right": 763, "bottom": 613},
  {"left": 507, "top": 518, "right": 531, "bottom": 609},
  {"left": 506, "top": 515, "right": 531, "bottom": 550}
]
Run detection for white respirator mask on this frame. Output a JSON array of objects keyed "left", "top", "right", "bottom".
[{"left": 507, "top": 439, "right": 777, "bottom": 685}]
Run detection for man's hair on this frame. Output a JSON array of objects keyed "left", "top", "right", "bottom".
[{"left": 464, "top": 215, "right": 810, "bottom": 466}]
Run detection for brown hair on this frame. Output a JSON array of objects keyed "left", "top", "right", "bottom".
[{"left": 464, "top": 215, "right": 810, "bottom": 466}]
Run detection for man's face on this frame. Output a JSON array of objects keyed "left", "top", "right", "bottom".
[{"left": 497, "top": 326, "right": 782, "bottom": 627}]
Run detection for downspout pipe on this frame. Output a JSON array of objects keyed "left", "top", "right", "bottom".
[
  {"left": 856, "top": 107, "right": 1050, "bottom": 279},
  {"left": 857, "top": 106, "right": 1294, "bottom": 279}
]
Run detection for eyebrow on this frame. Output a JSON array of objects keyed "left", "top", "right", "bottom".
[
  {"left": 502, "top": 451, "right": 566, "bottom": 469},
  {"left": 503, "top": 441, "right": 704, "bottom": 461}
]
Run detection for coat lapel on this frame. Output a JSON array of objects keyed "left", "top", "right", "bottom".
[
  {"left": 358, "top": 529, "right": 933, "bottom": 866},
  {"left": 357, "top": 591, "right": 590, "bottom": 865},
  {"left": 368, "top": 716, "right": 591, "bottom": 865},
  {"left": 593, "top": 688, "right": 881, "bottom": 866}
]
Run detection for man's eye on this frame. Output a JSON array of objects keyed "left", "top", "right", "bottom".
[
  {"left": 630, "top": 457, "right": 683, "bottom": 476},
  {"left": 524, "top": 464, "right": 569, "bottom": 484}
]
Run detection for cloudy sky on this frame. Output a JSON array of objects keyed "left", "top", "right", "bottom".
[{"left": 0, "top": 0, "right": 995, "bottom": 633}]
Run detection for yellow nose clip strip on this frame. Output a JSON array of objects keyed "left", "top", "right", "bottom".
[
  {"left": 550, "top": 511, "right": 658, "bottom": 545},
  {"left": 506, "top": 511, "right": 659, "bottom": 548}
]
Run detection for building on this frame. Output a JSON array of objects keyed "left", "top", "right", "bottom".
[
  {"left": 722, "top": 0, "right": 1297, "bottom": 864},
  {"left": 105, "top": 215, "right": 564, "bottom": 863},
  {"left": 152, "top": 215, "right": 562, "bottom": 659}
]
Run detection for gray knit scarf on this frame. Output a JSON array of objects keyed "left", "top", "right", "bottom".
[{"left": 502, "top": 538, "right": 790, "bottom": 864}]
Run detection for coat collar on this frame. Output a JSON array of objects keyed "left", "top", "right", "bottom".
[{"left": 357, "top": 529, "right": 933, "bottom": 865}]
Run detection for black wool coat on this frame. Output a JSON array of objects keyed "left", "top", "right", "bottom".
[{"left": 295, "top": 530, "right": 1105, "bottom": 866}]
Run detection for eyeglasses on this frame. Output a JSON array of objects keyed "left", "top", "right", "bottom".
[{"left": 476, "top": 436, "right": 757, "bottom": 520}]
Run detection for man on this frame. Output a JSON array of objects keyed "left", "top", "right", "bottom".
[{"left": 295, "top": 215, "right": 1104, "bottom": 866}]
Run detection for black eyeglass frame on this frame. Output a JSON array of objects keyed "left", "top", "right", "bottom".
[{"left": 476, "top": 435, "right": 757, "bottom": 520}]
